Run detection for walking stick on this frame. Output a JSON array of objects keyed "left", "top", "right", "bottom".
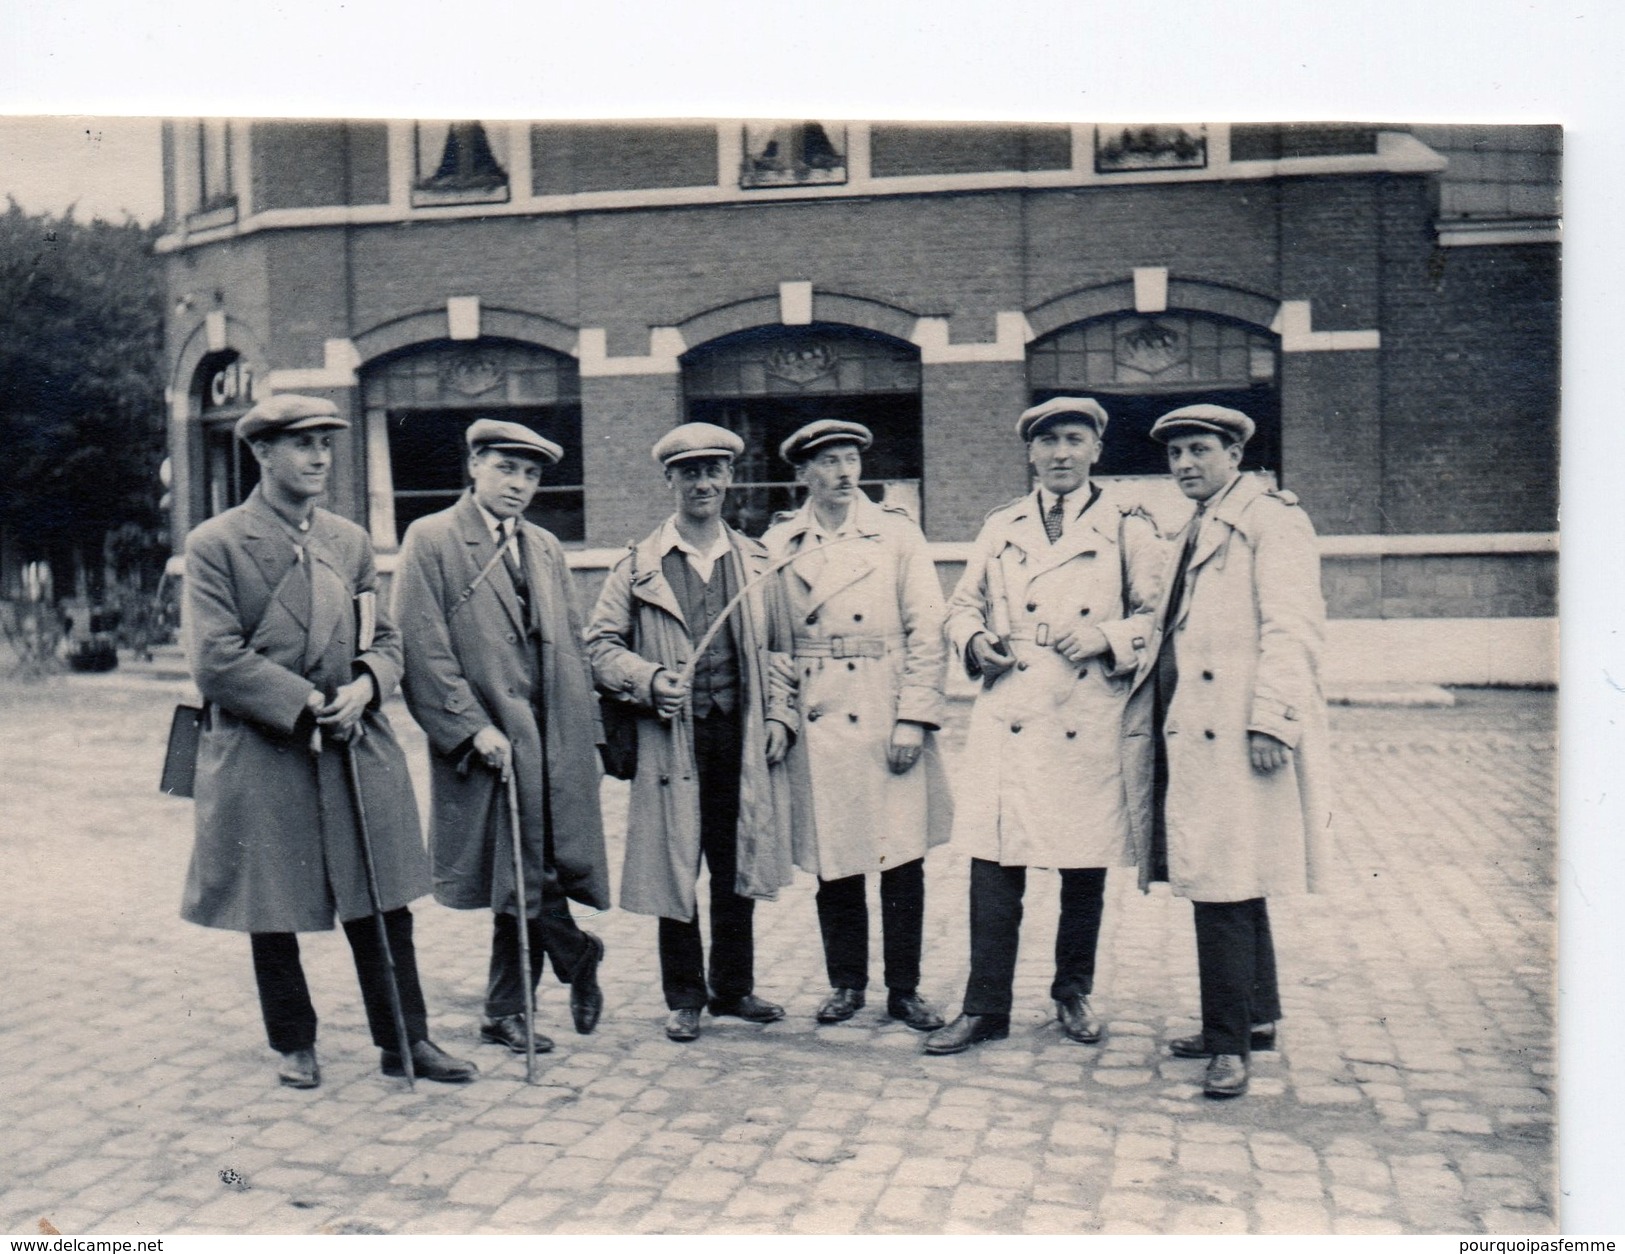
[
  {"left": 340, "top": 732, "right": 417, "bottom": 1090},
  {"left": 504, "top": 769, "right": 538, "bottom": 1085}
]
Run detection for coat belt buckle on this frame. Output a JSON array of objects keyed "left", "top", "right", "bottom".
[
  {"left": 1035, "top": 622, "right": 1051, "bottom": 648},
  {"left": 829, "top": 635, "right": 848, "bottom": 659}
]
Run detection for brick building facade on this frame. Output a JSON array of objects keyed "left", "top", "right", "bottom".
[{"left": 157, "top": 121, "right": 1560, "bottom": 685}]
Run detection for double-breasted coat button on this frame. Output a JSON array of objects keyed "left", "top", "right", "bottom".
[
  {"left": 1079, "top": 607, "right": 1091, "bottom": 616},
  {"left": 1066, "top": 729, "right": 1077, "bottom": 739},
  {"left": 1026, "top": 601, "right": 1037, "bottom": 612},
  {"left": 659, "top": 774, "right": 670, "bottom": 785},
  {"left": 1017, "top": 660, "right": 1029, "bottom": 671},
  {"left": 1204, "top": 729, "right": 1216, "bottom": 740},
  {"left": 1078, "top": 667, "right": 1088, "bottom": 678},
  {"left": 846, "top": 661, "right": 856, "bottom": 671},
  {"left": 1202, "top": 669, "right": 1214, "bottom": 681},
  {"left": 848, "top": 713, "right": 859, "bottom": 723},
  {"left": 808, "top": 709, "right": 821, "bottom": 722},
  {"left": 806, "top": 612, "right": 818, "bottom": 625},
  {"left": 853, "top": 613, "right": 863, "bottom": 622},
  {"left": 1011, "top": 723, "right": 1022, "bottom": 733},
  {"left": 506, "top": 632, "right": 517, "bottom": 643}
]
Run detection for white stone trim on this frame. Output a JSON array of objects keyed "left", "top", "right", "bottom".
[
  {"left": 576, "top": 326, "right": 685, "bottom": 377},
  {"left": 263, "top": 339, "right": 362, "bottom": 392},
  {"left": 911, "top": 311, "right": 1033, "bottom": 364},
  {"left": 447, "top": 296, "right": 481, "bottom": 341},
  {"left": 154, "top": 128, "right": 1452, "bottom": 254},
  {"left": 1318, "top": 531, "right": 1556, "bottom": 557},
  {"left": 1133, "top": 267, "right": 1169, "bottom": 314},
  {"left": 1437, "top": 220, "right": 1561, "bottom": 248},
  {"left": 779, "top": 280, "right": 813, "bottom": 326},
  {"left": 1271, "top": 300, "right": 1381, "bottom": 353},
  {"left": 204, "top": 311, "right": 228, "bottom": 352},
  {"left": 1323, "top": 617, "right": 1555, "bottom": 687}
]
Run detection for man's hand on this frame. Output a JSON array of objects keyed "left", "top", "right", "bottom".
[
  {"left": 1051, "top": 624, "right": 1109, "bottom": 666},
  {"left": 764, "top": 719, "right": 790, "bottom": 765},
  {"left": 472, "top": 725, "right": 513, "bottom": 780},
  {"left": 969, "top": 632, "right": 1015, "bottom": 681},
  {"left": 651, "top": 669, "right": 688, "bottom": 719},
  {"left": 317, "top": 674, "right": 375, "bottom": 740},
  {"left": 1249, "top": 731, "right": 1292, "bottom": 774},
  {"left": 887, "top": 719, "right": 926, "bottom": 774}
]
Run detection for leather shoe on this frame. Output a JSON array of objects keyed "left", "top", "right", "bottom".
[
  {"left": 570, "top": 932, "right": 605, "bottom": 1035},
  {"left": 707, "top": 994, "right": 786, "bottom": 1023},
  {"left": 1203, "top": 1053, "right": 1249, "bottom": 1098},
  {"left": 277, "top": 1047, "right": 320, "bottom": 1089},
  {"left": 1055, "top": 994, "right": 1103, "bottom": 1044},
  {"left": 816, "top": 987, "right": 866, "bottom": 1023},
  {"left": 887, "top": 991, "right": 945, "bottom": 1032},
  {"left": 923, "top": 1013, "right": 1010, "bottom": 1055},
  {"left": 381, "top": 1040, "right": 479, "bottom": 1083},
  {"left": 1169, "top": 1022, "right": 1278, "bottom": 1058},
  {"left": 480, "top": 1013, "right": 556, "bottom": 1055},
  {"left": 666, "top": 1007, "right": 701, "bottom": 1042}
]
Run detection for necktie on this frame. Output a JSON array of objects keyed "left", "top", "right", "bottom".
[
  {"left": 1044, "top": 493, "right": 1067, "bottom": 544},
  {"left": 501, "top": 521, "right": 530, "bottom": 619},
  {"left": 1163, "top": 509, "right": 1203, "bottom": 629}
]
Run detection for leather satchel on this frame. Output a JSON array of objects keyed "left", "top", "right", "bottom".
[
  {"left": 596, "top": 542, "right": 641, "bottom": 781},
  {"left": 160, "top": 703, "right": 204, "bottom": 798}
]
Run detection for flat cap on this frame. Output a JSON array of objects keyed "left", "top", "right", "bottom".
[
  {"left": 652, "top": 422, "right": 745, "bottom": 467},
  {"left": 779, "top": 419, "right": 873, "bottom": 464},
  {"left": 465, "top": 418, "right": 563, "bottom": 464},
  {"left": 1149, "top": 404, "right": 1256, "bottom": 446},
  {"left": 235, "top": 394, "right": 350, "bottom": 443},
  {"left": 1017, "top": 396, "right": 1110, "bottom": 442}
]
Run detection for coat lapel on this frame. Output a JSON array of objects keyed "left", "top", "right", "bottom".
[
  {"left": 240, "top": 492, "right": 308, "bottom": 630},
  {"left": 1028, "top": 486, "right": 1111, "bottom": 576},
  {"left": 519, "top": 523, "right": 555, "bottom": 642},
  {"left": 454, "top": 493, "right": 527, "bottom": 638},
  {"left": 630, "top": 532, "right": 687, "bottom": 630},
  {"left": 798, "top": 499, "right": 881, "bottom": 614},
  {"left": 302, "top": 522, "right": 350, "bottom": 671}
]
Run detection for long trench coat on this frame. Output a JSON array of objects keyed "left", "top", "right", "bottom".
[
  {"left": 585, "top": 523, "right": 799, "bottom": 921},
  {"left": 945, "top": 484, "right": 1166, "bottom": 869},
  {"left": 761, "top": 495, "right": 952, "bottom": 880},
  {"left": 180, "top": 488, "right": 429, "bottom": 933},
  {"left": 1124, "top": 474, "right": 1334, "bottom": 901},
  {"left": 392, "top": 492, "right": 611, "bottom": 916}
]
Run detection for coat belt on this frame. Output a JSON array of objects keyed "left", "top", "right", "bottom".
[{"left": 792, "top": 633, "right": 904, "bottom": 659}]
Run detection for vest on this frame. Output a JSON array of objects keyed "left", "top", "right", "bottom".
[{"left": 663, "top": 547, "right": 740, "bottom": 717}]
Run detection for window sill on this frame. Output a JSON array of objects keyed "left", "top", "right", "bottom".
[
  {"left": 411, "top": 183, "right": 511, "bottom": 208},
  {"left": 185, "top": 201, "right": 239, "bottom": 232}
]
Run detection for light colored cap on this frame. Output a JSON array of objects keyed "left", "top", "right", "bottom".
[
  {"left": 1149, "top": 404, "right": 1256, "bottom": 446},
  {"left": 465, "top": 418, "right": 564, "bottom": 464},
  {"left": 652, "top": 422, "right": 745, "bottom": 466},
  {"left": 1017, "top": 396, "right": 1110, "bottom": 442},
  {"left": 235, "top": 394, "right": 350, "bottom": 443},
  {"left": 779, "top": 419, "right": 873, "bottom": 464}
]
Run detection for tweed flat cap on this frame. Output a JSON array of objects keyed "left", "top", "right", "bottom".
[
  {"left": 1016, "top": 396, "right": 1110, "bottom": 442},
  {"left": 465, "top": 418, "right": 564, "bottom": 464},
  {"left": 779, "top": 419, "right": 873, "bottom": 464},
  {"left": 1149, "top": 404, "right": 1256, "bottom": 446},
  {"left": 235, "top": 394, "right": 350, "bottom": 443},
  {"left": 652, "top": 422, "right": 745, "bottom": 466}
]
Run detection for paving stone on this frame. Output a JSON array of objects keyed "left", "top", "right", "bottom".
[
  {"left": 663, "top": 1167, "right": 745, "bottom": 1204},
  {"left": 1254, "top": 1199, "right": 1331, "bottom": 1233},
  {"left": 446, "top": 1169, "right": 527, "bottom": 1207},
  {"left": 892, "top": 1156, "right": 966, "bottom": 1188},
  {"left": 1021, "top": 1202, "right": 1094, "bottom": 1233},
  {"left": 1170, "top": 1203, "right": 1249, "bottom": 1233}
]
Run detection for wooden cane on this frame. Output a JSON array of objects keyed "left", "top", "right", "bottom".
[{"left": 504, "top": 768, "right": 538, "bottom": 1085}]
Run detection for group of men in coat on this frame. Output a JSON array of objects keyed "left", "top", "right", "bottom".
[{"left": 181, "top": 386, "right": 1329, "bottom": 1101}]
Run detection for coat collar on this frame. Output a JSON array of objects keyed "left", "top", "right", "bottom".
[
  {"left": 238, "top": 488, "right": 318, "bottom": 628},
  {"left": 452, "top": 491, "right": 527, "bottom": 635},
  {"left": 1184, "top": 472, "right": 1266, "bottom": 575},
  {"left": 775, "top": 495, "right": 883, "bottom": 612},
  {"left": 630, "top": 519, "right": 768, "bottom": 629},
  {"left": 999, "top": 483, "right": 1113, "bottom": 577}
]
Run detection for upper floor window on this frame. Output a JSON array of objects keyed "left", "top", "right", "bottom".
[
  {"left": 1094, "top": 125, "right": 1207, "bottom": 173},
  {"left": 198, "top": 120, "right": 234, "bottom": 210},
  {"left": 414, "top": 121, "right": 510, "bottom": 206},
  {"left": 741, "top": 121, "right": 847, "bottom": 188}
]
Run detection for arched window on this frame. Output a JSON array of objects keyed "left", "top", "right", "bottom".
[
  {"left": 1028, "top": 311, "right": 1280, "bottom": 478},
  {"left": 194, "top": 351, "right": 259, "bottom": 518},
  {"left": 363, "top": 341, "right": 583, "bottom": 542},
  {"left": 682, "top": 325, "right": 922, "bottom": 535}
]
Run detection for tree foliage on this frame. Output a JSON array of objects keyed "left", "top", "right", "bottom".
[{"left": 0, "top": 200, "right": 167, "bottom": 593}]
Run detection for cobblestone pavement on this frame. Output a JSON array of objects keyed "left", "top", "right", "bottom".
[{"left": 0, "top": 676, "right": 1556, "bottom": 1236}]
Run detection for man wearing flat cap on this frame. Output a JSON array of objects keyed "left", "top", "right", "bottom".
[
  {"left": 762, "top": 420, "right": 951, "bottom": 1032},
  {"left": 1126, "top": 404, "right": 1332, "bottom": 1098},
  {"left": 929, "top": 396, "right": 1166, "bottom": 1055},
  {"left": 181, "top": 394, "right": 476, "bottom": 1088},
  {"left": 393, "top": 419, "right": 612, "bottom": 1060},
  {"left": 586, "top": 422, "right": 799, "bottom": 1042}
]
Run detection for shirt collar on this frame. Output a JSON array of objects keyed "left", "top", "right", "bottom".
[
  {"left": 1036, "top": 482, "right": 1099, "bottom": 520},
  {"left": 659, "top": 517, "right": 731, "bottom": 562},
  {"left": 473, "top": 496, "right": 517, "bottom": 539}
]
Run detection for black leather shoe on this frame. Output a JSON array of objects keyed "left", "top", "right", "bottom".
[
  {"left": 381, "top": 1040, "right": 479, "bottom": 1083},
  {"left": 1170, "top": 1023, "right": 1278, "bottom": 1058},
  {"left": 923, "top": 1013, "right": 1010, "bottom": 1055},
  {"left": 570, "top": 932, "right": 605, "bottom": 1035},
  {"left": 1204, "top": 1053, "right": 1249, "bottom": 1098},
  {"left": 887, "top": 991, "right": 945, "bottom": 1032},
  {"left": 816, "top": 987, "right": 866, "bottom": 1023},
  {"left": 1055, "top": 994, "right": 1103, "bottom": 1044},
  {"left": 666, "top": 1007, "right": 701, "bottom": 1041},
  {"left": 707, "top": 994, "right": 786, "bottom": 1023},
  {"left": 277, "top": 1047, "right": 319, "bottom": 1089},
  {"left": 480, "top": 1014, "right": 556, "bottom": 1055}
]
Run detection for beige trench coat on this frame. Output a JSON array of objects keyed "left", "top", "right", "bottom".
[
  {"left": 1125, "top": 474, "right": 1334, "bottom": 901},
  {"left": 584, "top": 523, "right": 800, "bottom": 921},
  {"left": 945, "top": 484, "right": 1166, "bottom": 869},
  {"left": 762, "top": 495, "right": 952, "bottom": 880},
  {"left": 392, "top": 492, "right": 612, "bottom": 916}
]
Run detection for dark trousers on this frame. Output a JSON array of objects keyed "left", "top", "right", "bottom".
[
  {"left": 962, "top": 858, "right": 1108, "bottom": 1017},
  {"left": 1192, "top": 897, "right": 1282, "bottom": 1056},
  {"left": 816, "top": 857, "right": 925, "bottom": 993},
  {"left": 250, "top": 907, "right": 429, "bottom": 1054},
  {"left": 658, "top": 710, "right": 754, "bottom": 1010},
  {"left": 485, "top": 887, "right": 591, "bottom": 1019}
]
